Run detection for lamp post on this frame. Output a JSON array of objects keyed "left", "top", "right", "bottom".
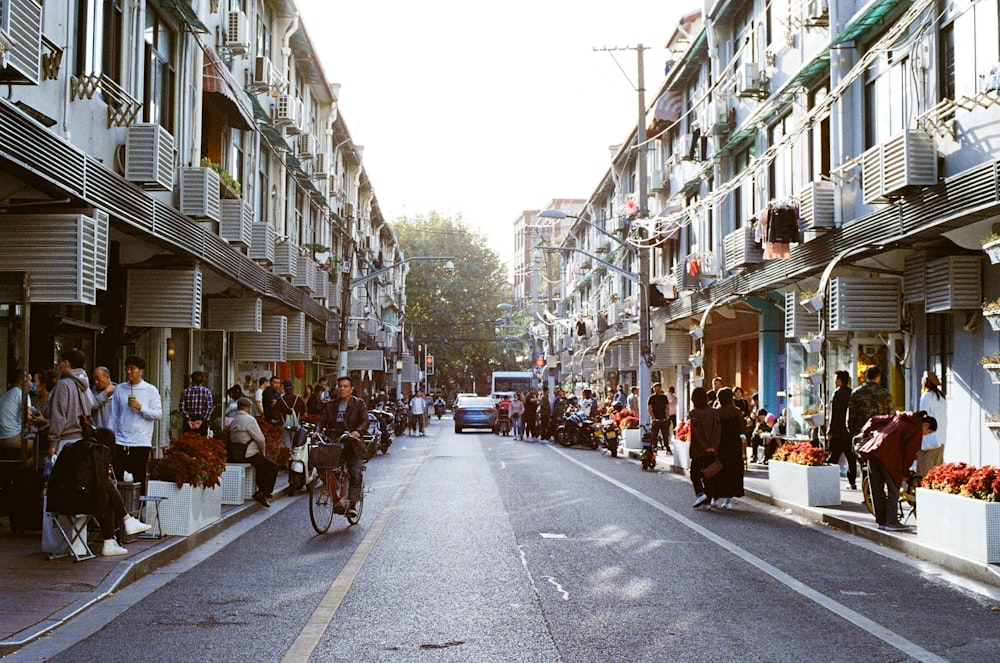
[{"left": 339, "top": 257, "right": 455, "bottom": 377}]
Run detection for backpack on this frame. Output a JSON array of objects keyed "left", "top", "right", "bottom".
[{"left": 281, "top": 396, "right": 301, "bottom": 430}]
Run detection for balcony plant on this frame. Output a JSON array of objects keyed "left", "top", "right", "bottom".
[
  {"left": 979, "top": 351, "right": 1000, "bottom": 384},
  {"left": 800, "top": 406, "right": 825, "bottom": 427},
  {"left": 986, "top": 413, "right": 1000, "bottom": 442},
  {"left": 799, "top": 289, "right": 824, "bottom": 312},
  {"left": 800, "top": 366, "right": 824, "bottom": 386},
  {"left": 800, "top": 332, "right": 824, "bottom": 353},
  {"left": 917, "top": 462, "right": 1000, "bottom": 563},
  {"left": 983, "top": 297, "right": 1000, "bottom": 331},
  {"left": 201, "top": 156, "right": 242, "bottom": 199},
  {"left": 982, "top": 232, "right": 1000, "bottom": 265}
]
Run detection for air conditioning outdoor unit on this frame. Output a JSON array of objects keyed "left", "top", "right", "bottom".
[
  {"left": 249, "top": 223, "right": 276, "bottom": 265},
  {"left": 251, "top": 56, "right": 273, "bottom": 90},
  {"left": 797, "top": 180, "right": 835, "bottom": 231},
  {"left": 862, "top": 130, "right": 937, "bottom": 204},
  {"left": 274, "top": 95, "right": 302, "bottom": 133},
  {"left": 226, "top": 11, "right": 249, "bottom": 55},
  {"left": 219, "top": 198, "right": 253, "bottom": 247},
  {"left": 724, "top": 225, "right": 764, "bottom": 271},
  {"left": 736, "top": 62, "right": 766, "bottom": 98},
  {"left": 274, "top": 241, "right": 298, "bottom": 278},
  {"left": 179, "top": 166, "right": 221, "bottom": 221},
  {"left": 297, "top": 133, "right": 316, "bottom": 159},
  {"left": 0, "top": 0, "right": 42, "bottom": 85},
  {"left": 125, "top": 123, "right": 175, "bottom": 191},
  {"left": 806, "top": 0, "right": 830, "bottom": 26},
  {"left": 313, "top": 153, "right": 328, "bottom": 178}
]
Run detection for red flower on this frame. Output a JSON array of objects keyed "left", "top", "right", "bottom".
[
  {"left": 148, "top": 432, "right": 227, "bottom": 488},
  {"left": 922, "top": 462, "right": 977, "bottom": 495},
  {"left": 772, "top": 443, "right": 827, "bottom": 466},
  {"left": 961, "top": 465, "right": 1000, "bottom": 501},
  {"left": 675, "top": 419, "right": 690, "bottom": 441}
]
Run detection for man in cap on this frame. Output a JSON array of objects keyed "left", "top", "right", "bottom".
[{"left": 228, "top": 397, "right": 276, "bottom": 507}]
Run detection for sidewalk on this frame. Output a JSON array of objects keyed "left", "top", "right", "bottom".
[
  {"left": 626, "top": 445, "right": 1000, "bottom": 591},
  {"left": 0, "top": 475, "right": 287, "bottom": 657}
]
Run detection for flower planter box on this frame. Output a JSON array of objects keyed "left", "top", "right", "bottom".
[
  {"left": 146, "top": 480, "right": 222, "bottom": 536},
  {"left": 800, "top": 293, "right": 824, "bottom": 313},
  {"left": 985, "top": 313, "right": 1000, "bottom": 331},
  {"left": 916, "top": 488, "right": 1000, "bottom": 564},
  {"left": 621, "top": 428, "right": 641, "bottom": 451},
  {"left": 767, "top": 460, "right": 841, "bottom": 506},
  {"left": 689, "top": 354, "right": 703, "bottom": 368},
  {"left": 986, "top": 422, "right": 1000, "bottom": 442},
  {"left": 801, "top": 371, "right": 824, "bottom": 386},
  {"left": 689, "top": 326, "right": 704, "bottom": 340},
  {"left": 220, "top": 463, "right": 255, "bottom": 504},
  {"left": 800, "top": 336, "right": 824, "bottom": 353},
  {"left": 983, "top": 238, "right": 1000, "bottom": 265},
  {"left": 983, "top": 364, "right": 1000, "bottom": 385},
  {"left": 803, "top": 411, "right": 825, "bottom": 428},
  {"left": 671, "top": 439, "right": 690, "bottom": 470},
  {"left": 690, "top": 377, "right": 704, "bottom": 388}
]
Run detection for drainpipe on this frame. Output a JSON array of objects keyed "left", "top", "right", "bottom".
[
  {"left": 276, "top": 15, "right": 299, "bottom": 238},
  {"left": 829, "top": 0, "right": 846, "bottom": 228}
]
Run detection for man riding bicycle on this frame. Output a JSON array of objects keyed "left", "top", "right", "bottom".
[{"left": 320, "top": 376, "right": 369, "bottom": 519}]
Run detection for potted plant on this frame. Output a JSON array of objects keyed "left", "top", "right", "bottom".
[
  {"left": 689, "top": 352, "right": 704, "bottom": 368},
  {"left": 801, "top": 406, "right": 825, "bottom": 427},
  {"left": 983, "top": 297, "right": 1000, "bottom": 331},
  {"left": 800, "top": 289, "right": 824, "bottom": 313},
  {"left": 800, "top": 332, "right": 824, "bottom": 353},
  {"left": 917, "top": 462, "right": 1000, "bottom": 563},
  {"left": 768, "top": 442, "right": 840, "bottom": 506},
  {"left": 983, "top": 233, "right": 1000, "bottom": 264},
  {"left": 146, "top": 433, "right": 226, "bottom": 536},
  {"left": 201, "top": 156, "right": 242, "bottom": 199},
  {"left": 689, "top": 324, "right": 704, "bottom": 340},
  {"left": 800, "top": 366, "right": 824, "bottom": 386},
  {"left": 979, "top": 352, "right": 1000, "bottom": 384},
  {"left": 986, "top": 413, "right": 1000, "bottom": 442},
  {"left": 673, "top": 419, "right": 691, "bottom": 470}
]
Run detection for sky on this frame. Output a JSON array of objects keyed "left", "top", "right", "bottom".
[{"left": 295, "top": 1, "right": 699, "bottom": 269}]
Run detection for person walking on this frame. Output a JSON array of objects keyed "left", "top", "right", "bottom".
[
  {"left": 917, "top": 371, "right": 946, "bottom": 475},
  {"left": 827, "top": 370, "right": 858, "bottom": 489},
  {"left": 709, "top": 388, "right": 745, "bottom": 508},
  {"left": 179, "top": 371, "right": 213, "bottom": 435},
  {"left": 847, "top": 366, "right": 893, "bottom": 438},
  {"left": 109, "top": 355, "right": 162, "bottom": 488},
  {"left": 523, "top": 388, "right": 539, "bottom": 440},
  {"left": 409, "top": 390, "right": 427, "bottom": 436},
  {"left": 229, "top": 397, "right": 277, "bottom": 507},
  {"left": 538, "top": 386, "right": 552, "bottom": 441},
  {"left": 47, "top": 347, "right": 97, "bottom": 456},
  {"left": 688, "top": 387, "right": 720, "bottom": 508},
  {"left": 509, "top": 393, "right": 525, "bottom": 439},
  {"left": 647, "top": 383, "right": 671, "bottom": 452}
]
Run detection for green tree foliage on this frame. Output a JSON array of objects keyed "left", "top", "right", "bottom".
[{"left": 394, "top": 213, "right": 512, "bottom": 393}]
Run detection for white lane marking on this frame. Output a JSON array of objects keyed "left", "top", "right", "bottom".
[
  {"left": 539, "top": 532, "right": 567, "bottom": 539},
  {"left": 281, "top": 440, "right": 436, "bottom": 663},
  {"left": 548, "top": 445, "right": 951, "bottom": 663},
  {"left": 540, "top": 576, "right": 570, "bottom": 601}
]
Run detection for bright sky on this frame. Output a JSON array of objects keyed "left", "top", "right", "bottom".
[{"left": 296, "top": 1, "right": 698, "bottom": 269}]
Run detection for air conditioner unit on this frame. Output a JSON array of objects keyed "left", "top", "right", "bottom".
[
  {"left": 274, "top": 95, "right": 302, "bottom": 133},
  {"left": 125, "top": 123, "right": 175, "bottom": 191},
  {"left": 274, "top": 241, "right": 298, "bottom": 278},
  {"left": 649, "top": 167, "right": 669, "bottom": 194},
  {"left": 862, "top": 130, "right": 937, "bottom": 204},
  {"left": 249, "top": 223, "right": 276, "bottom": 265},
  {"left": 797, "top": 180, "right": 835, "bottom": 231},
  {"left": 226, "top": 11, "right": 249, "bottom": 55},
  {"left": 677, "top": 132, "right": 695, "bottom": 161},
  {"left": 251, "top": 56, "right": 273, "bottom": 90},
  {"left": 179, "top": 166, "right": 221, "bottom": 221},
  {"left": 806, "top": 0, "right": 830, "bottom": 26},
  {"left": 219, "top": 198, "right": 253, "bottom": 247},
  {"left": 0, "top": 0, "right": 42, "bottom": 85},
  {"left": 313, "top": 153, "right": 328, "bottom": 178},
  {"left": 736, "top": 62, "right": 766, "bottom": 98},
  {"left": 709, "top": 102, "right": 731, "bottom": 136},
  {"left": 297, "top": 133, "right": 316, "bottom": 159},
  {"left": 724, "top": 225, "right": 764, "bottom": 271}
]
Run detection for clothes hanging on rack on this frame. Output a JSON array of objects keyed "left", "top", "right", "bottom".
[{"left": 754, "top": 200, "right": 800, "bottom": 259}]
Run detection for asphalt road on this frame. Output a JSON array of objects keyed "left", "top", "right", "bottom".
[{"left": 11, "top": 417, "right": 1000, "bottom": 662}]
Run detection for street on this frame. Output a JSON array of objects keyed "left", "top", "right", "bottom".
[{"left": 10, "top": 417, "right": 1000, "bottom": 663}]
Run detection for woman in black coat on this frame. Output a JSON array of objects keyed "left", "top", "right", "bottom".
[{"left": 709, "top": 387, "right": 745, "bottom": 508}]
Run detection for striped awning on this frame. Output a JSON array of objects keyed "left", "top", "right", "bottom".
[{"left": 203, "top": 48, "right": 254, "bottom": 130}]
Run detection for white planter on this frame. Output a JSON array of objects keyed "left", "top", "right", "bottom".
[
  {"left": 804, "top": 411, "right": 825, "bottom": 428},
  {"left": 800, "top": 293, "right": 824, "bottom": 312},
  {"left": 672, "top": 439, "right": 691, "bottom": 470},
  {"left": 622, "top": 428, "right": 641, "bottom": 450},
  {"left": 983, "top": 238, "right": 1000, "bottom": 264},
  {"left": 916, "top": 488, "right": 1000, "bottom": 564},
  {"left": 220, "top": 463, "right": 254, "bottom": 504},
  {"left": 801, "top": 336, "right": 824, "bottom": 353},
  {"left": 689, "top": 354, "right": 703, "bottom": 368},
  {"left": 767, "top": 460, "right": 841, "bottom": 506},
  {"left": 983, "top": 364, "right": 1000, "bottom": 385},
  {"left": 689, "top": 326, "right": 704, "bottom": 340},
  {"left": 690, "top": 377, "right": 704, "bottom": 388},
  {"left": 801, "top": 371, "right": 824, "bottom": 386},
  {"left": 986, "top": 422, "right": 1000, "bottom": 442},
  {"left": 985, "top": 313, "right": 1000, "bottom": 332},
  {"left": 146, "top": 480, "right": 222, "bottom": 536}
]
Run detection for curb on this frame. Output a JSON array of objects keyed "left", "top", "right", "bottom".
[{"left": 0, "top": 482, "right": 282, "bottom": 656}]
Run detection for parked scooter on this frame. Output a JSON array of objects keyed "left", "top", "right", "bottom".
[
  {"left": 287, "top": 422, "right": 323, "bottom": 495},
  {"left": 596, "top": 417, "right": 621, "bottom": 457},
  {"left": 364, "top": 413, "right": 382, "bottom": 458},
  {"left": 556, "top": 410, "right": 585, "bottom": 447},
  {"left": 393, "top": 402, "right": 407, "bottom": 436},
  {"left": 640, "top": 424, "right": 656, "bottom": 470},
  {"left": 370, "top": 408, "right": 394, "bottom": 454}
]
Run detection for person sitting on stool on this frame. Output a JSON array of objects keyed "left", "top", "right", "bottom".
[{"left": 229, "top": 398, "right": 277, "bottom": 507}]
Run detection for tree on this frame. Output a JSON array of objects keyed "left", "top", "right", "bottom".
[{"left": 393, "top": 212, "right": 512, "bottom": 394}]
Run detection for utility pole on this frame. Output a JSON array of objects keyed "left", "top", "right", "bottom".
[{"left": 594, "top": 44, "right": 652, "bottom": 425}]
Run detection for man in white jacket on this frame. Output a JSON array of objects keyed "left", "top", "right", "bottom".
[
  {"left": 109, "top": 355, "right": 162, "bottom": 489},
  {"left": 47, "top": 348, "right": 97, "bottom": 455}
]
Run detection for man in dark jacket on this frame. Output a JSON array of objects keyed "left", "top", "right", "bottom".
[
  {"left": 857, "top": 411, "right": 930, "bottom": 531},
  {"left": 847, "top": 366, "right": 893, "bottom": 437},
  {"left": 827, "top": 370, "right": 858, "bottom": 489},
  {"left": 321, "top": 376, "right": 369, "bottom": 518}
]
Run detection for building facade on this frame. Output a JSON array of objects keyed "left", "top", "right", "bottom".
[
  {"left": 0, "top": 0, "right": 404, "bottom": 449},
  {"left": 528, "top": 0, "right": 1000, "bottom": 468}
]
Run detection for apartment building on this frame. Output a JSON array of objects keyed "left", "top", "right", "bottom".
[
  {"left": 538, "top": 0, "right": 1000, "bottom": 468},
  {"left": 0, "top": 0, "right": 403, "bottom": 447}
]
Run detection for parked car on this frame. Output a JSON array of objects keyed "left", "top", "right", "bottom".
[{"left": 454, "top": 397, "right": 498, "bottom": 434}]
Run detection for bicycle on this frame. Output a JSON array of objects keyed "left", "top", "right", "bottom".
[
  {"left": 308, "top": 433, "right": 365, "bottom": 533},
  {"left": 860, "top": 459, "right": 920, "bottom": 525}
]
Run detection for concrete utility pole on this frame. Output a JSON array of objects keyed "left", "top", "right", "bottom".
[{"left": 594, "top": 44, "right": 652, "bottom": 424}]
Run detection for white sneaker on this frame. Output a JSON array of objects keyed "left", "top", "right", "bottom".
[
  {"left": 693, "top": 493, "right": 710, "bottom": 508},
  {"left": 123, "top": 517, "right": 152, "bottom": 536},
  {"left": 722, "top": 499, "right": 732, "bottom": 509},
  {"left": 101, "top": 539, "right": 128, "bottom": 556}
]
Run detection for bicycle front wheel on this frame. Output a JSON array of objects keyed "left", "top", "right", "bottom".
[{"left": 309, "top": 467, "right": 335, "bottom": 533}]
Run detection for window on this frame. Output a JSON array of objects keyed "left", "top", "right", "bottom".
[
  {"left": 76, "top": 0, "right": 123, "bottom": 82},
  {"left": 143, "top": 7, "right": 176, "bottom": 130},
  {"left": 808, "top": 87, "right": 831, "bottom": 179},
  {"left": 927, "top": 314, "right": 953, "bottom": 393},
  {"left": 941, "top": 0, "right": 998, "bottom": 99},
  {"left": 768, "top": 114, "right": 799, "bottom": 199}
]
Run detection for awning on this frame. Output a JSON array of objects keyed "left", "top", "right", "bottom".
[
  {"left": 158, "top": 0, "right": 209, "bottom": 34},
  {"left": 203, "top": 48, "right": 254, "bottom": 130}
]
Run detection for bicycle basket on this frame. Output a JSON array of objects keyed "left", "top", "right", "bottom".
[{"left": 310, "top": 442, "right": 341, "bottom": 468}]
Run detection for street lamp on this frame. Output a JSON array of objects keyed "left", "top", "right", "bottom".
[{"left": 536, "top": 208, "right": 637, "bottom": 254}]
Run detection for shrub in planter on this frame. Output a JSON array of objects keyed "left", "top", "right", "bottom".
[
  {"left": 922, "top": 462, "right": 1000, "bottom": 501},
  {"left": 675, "top": 419, "right": 690, "bottom": 442},
  {"left": 148, "top": 433, "right": 226, "bottom": 488},
  {"left": 771, "top": 442, "right": 827, "bottom": 466}
]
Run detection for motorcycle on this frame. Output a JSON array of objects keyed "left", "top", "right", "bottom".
[
  {"left": 364, "top": 413, "right": 382, "bottom": 458},
  {"left": 495, "top": 411, "right": 511, "bottom": 436},
  {"left": 556, "top": 411, "right": 585, "bottom": 447},
  {"left": 640, "top": 424, "right": 656, "bottom": 470},
  {"left": 287, "top": 422, "right": 322, "bottom": 495},
  {"left": 596, "top": 417, "right": 620, "bottom": 457},
  {"left": 579, "top": 416, "right": 598, "bottom": 449},
  {"left": 434, "top": 400, "right": 447, "bottom": 419},
  {"left": 393, "top": 402, "right": 407, "bottom": 436},
  {"left": 370, "top": 408, "right": 394, "bottom": 454}
]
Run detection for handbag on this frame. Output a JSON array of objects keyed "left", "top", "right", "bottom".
[{"left": 703, "top": 458, "right": 724, "bottom": 479}]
